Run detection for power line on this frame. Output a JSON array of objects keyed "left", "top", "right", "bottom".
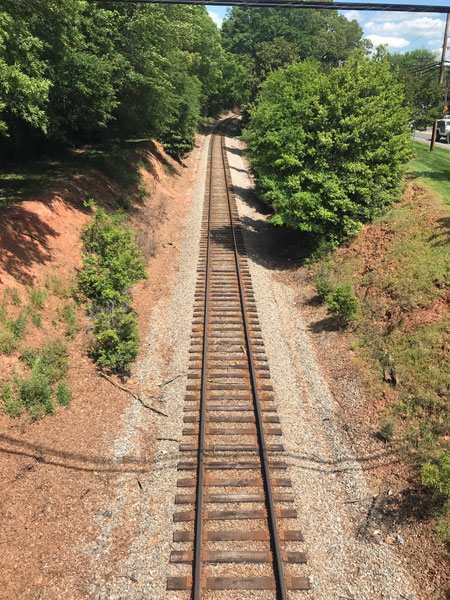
[{"left": 89, "top": 1, "right": 450, "bottom": 13}]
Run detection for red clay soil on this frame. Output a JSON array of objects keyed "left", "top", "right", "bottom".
[{"left": 0, "top": 137, "right": 203, "bottom": 598}]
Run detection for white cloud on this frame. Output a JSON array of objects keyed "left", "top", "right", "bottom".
[
  {"left": 342, "top": 10, "right": 361, "bottom": 23},
  {"left": 365, "top": 15, "right": 445, "bottom": 38},
  {"left": 365, "top": 34, "right": 410, "bottom": 49},
  {"left": 207, "top": 10, "right": 223, "bottom": 29}
]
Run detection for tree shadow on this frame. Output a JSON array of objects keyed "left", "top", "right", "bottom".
[
  {"left": 308, "top": 316, "right": 341, "bottom": 333},
  {"left": 430, "top": 215, "right": 450, "bottom": 247},
  {"left": 0, "top": 204, "right": 60, "bottom": 285}
]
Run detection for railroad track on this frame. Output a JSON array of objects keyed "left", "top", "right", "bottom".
[{"left": 167, "top": 121, "right": 310, "bottom": 598}]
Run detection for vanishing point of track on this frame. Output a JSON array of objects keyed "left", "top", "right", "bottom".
[{"left": 167, "top": 121, "right": 310, "bottom": 598}]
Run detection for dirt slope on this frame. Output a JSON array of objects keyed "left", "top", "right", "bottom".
[{"left": 0, "top": 136, "right": 204, "bottom": 599}]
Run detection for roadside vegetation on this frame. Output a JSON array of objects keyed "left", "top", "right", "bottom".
[{"left": 312, "top": 145, "right": 450, "bottom": 548}]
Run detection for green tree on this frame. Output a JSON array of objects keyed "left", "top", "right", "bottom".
[
  {"left": 315, "top": 13, "right": 369, "bottom": 67},
  {"left": 0, "top": 4, "right": 50, "bottom": 143},
  {"left": 244, "top": 51, "right": 412, "bottom": 248},
  {"left": 387, "top": 49, "right": 444, "bottom": 129},
  {"left": 248, "top": 37, "right": 299, "bottom": 99}
]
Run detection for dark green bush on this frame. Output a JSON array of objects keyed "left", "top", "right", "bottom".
[
  {"left": 18, "top": 369, "right": 54, "bottom": 418},
  {"left": 325, "top": 284, "right": 358, "bottom": 325},
  {"left": 93, "top": 307, "right": 139, "bottom": 372},
  {"left": 78, "top": 207, "right": 147, "bottom": 306},
  {"left": 244, "top": 52, "right": 412, "bottom": 248}
]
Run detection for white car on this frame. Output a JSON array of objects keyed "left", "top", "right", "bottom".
[{"left": 436, "top": 118, "right": 450, "bottom": 143}]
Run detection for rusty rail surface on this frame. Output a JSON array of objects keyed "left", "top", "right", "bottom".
[{"left": 167, "top": 121, "right": 310, "bottom": 598}]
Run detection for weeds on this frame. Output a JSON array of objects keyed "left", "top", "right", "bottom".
[
  {"left": 2, "top": 340, "right": 69, "bottom": 419},
  {"left": 2, "top": 383, "right": 22, "bottom": 418},
  {"left": 44, "top": 274, "right": 72, "bottom": 298},
  {"left": 29, "top": 288, "right": 47, "bottom": 309},
  {"left": 61, "top": 302, "right": 78, "bottom": 339},
  {"left": 57, "top": 380, "right": 72, "bottom": 406},
  {"left": 0, "top": 328, "right": 16, "bottom": 354},
  {"left": 9, "top": 314, "right": 27, "bottom": 340},
  {"left": 31, "top": 312, "right": 42, "bottom": 328},
  {"left": 6, "top": 287, "right": 21, "bottom": 306}
]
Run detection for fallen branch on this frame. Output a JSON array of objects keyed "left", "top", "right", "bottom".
[
  {"left": 99, "top": 372, "right": 168, "bottom": 417},
  {"left": 159, "top": 372, "right": 186, "bottom": 387}
]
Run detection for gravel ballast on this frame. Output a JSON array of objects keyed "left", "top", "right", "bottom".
[{"left": 87, "top": 123, "right": 420, "bottom": 599}]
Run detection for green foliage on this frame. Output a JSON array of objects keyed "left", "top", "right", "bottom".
[
  {"left": 61, "top": 302, "right": 78, "bottom": 339},
  {"left": 388, "top": 49, "right": 444, "bottom": 130},
  {"left": 6, "top": 287, "right": 21, "bottom": 306},
  {"left": 9, "top": 314, "right": 27, "bottom": 340},
  {"left": 244, "top": 53, "right": 412, "bottom": 248},
  {"left": 2, "top": 383, "right": 22, "bottom": 418},
  {"left": 325, "top": 284, "right": 358, "bottom": 325},
  {"left": 93, "top": 307, "right": 139, "bottom": 372},
  {"left": 78, "top": 204, "right": 146, "bottom": 373},
  {"left": 409, "top": 141, "right": 450, "bottom": 204},
  {"left": 29, "top": 287, "right": 47, "bottom": 309},
  {"left": 18, "top": 368, "right": 54, "bottom": 418},
  {"left": 78, "top": 207, "right": 147, "bottom": 306},
  {"left": 57, "top": 380, "right": 72, "bottom": 406},
  {"left": 0, "top": 2, "right": 226, "bottom": 157},
  {"left": 0, "top": 328, "right": 16, "bottom": 354},
  {"left": 31, "top": 312, "right": 42, "bottom": 328}
]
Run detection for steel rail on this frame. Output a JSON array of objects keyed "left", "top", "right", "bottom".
[
  {"left": 89, "top": 1, "right": 450, "bottom": 14},
  {"left": 219, "top": 130, "right": 288, "bottom": 600},
  {"left": 192, "top": 132, "right": 214, "bottom": 600}
]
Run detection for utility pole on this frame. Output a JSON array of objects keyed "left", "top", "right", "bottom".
[{"left": 430, "top": 12, "right": 450, "bottom": 151}]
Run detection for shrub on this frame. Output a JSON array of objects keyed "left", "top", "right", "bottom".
[
  {"left": 2, "top": 383, "right": 22, "bottom": 418},
  {"left": 93, "top": 307, "right": 139, "bottom": 372},
  {"left": 325, "top": 284, "right": 358, "bottom": 325},
  {"left": 21, "top": 340, "right": 68, "bottom": 383},
  {"left": 9, "top": 314, "right": 27, "bottom": 340},
  {"left": 18, "top": 369, "right": 54, "bottom": 418},
  {"left": 78, "top": 207, "right": 147, "bottom": 306},
  {"left": 57, "top": 380, "right": 72, "bottom": 406}
]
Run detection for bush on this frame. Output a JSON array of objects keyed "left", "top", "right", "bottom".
[
  {"left": 18, "top": 369, "right": 54, "bottom": 418},
  {"left": 78, "top": 207, "right": 147, "bottom": 306},
  {"left": 325, "top": 284, "right": 358, "bottom": 325},
  {"left": 244, "top": 51, "right": 412, "bottom": 248},
  {"left": 378, "top": 419, "right": 395, "bottom": 442},
  {"left": 93, "top": 307, "right": 139, "bottom": 373}
]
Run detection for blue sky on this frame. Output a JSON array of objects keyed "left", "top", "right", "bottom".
[{"left": 207, "top": 1, "right": 450, "bottom": 54}]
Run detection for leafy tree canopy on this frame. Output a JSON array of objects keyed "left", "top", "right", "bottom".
[{"left": 243, "top": 51, "right": 412, "bottom": 249}]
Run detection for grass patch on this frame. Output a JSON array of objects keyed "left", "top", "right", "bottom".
[
  {"left": 9, "top": 314, "right": 27, "bottom": 340},
  {"left": 5, "top": 287, "right": 21, "bottom": 306},
  {"left": 60, "top": 302, "right": 78, "bottom": 339},
  {"left": 0, "top": 328, "right": 16, "bottom": 354},
  {"left": 409, "top": 141, "right": 450, "bottom": 204},
  {"left": 2, "top": 339, "right": 69, "bottom": 420},
  {"left": 313, "top": 160, "right": 450, "bottom": 546},
  {"left": 44, "top": 274, "right": 73, "bottom": 298},
  {"left": 28, "top": 287, "right": 47, "bottom": 309}
]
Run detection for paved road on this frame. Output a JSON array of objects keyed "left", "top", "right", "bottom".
[{"left": 413, "top": 129, "right": 449, "bottom": 148}]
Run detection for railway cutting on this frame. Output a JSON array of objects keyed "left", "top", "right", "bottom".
[{"left": 167, "top": 121, "right": 310, "bottom": 598}]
